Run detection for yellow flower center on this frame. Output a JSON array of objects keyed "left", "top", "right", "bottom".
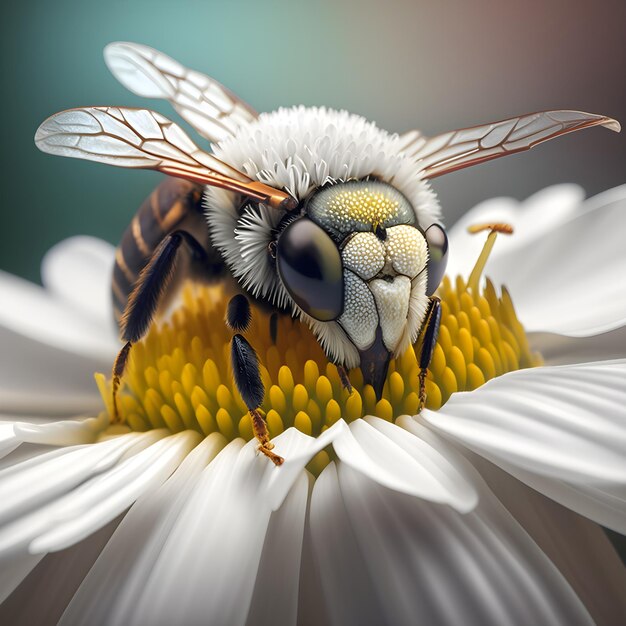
[{"left": 96, "top": 229, "right": 541, "bottom": 473}]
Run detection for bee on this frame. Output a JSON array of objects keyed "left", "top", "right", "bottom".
[{"left": 35, "top": 42, "right": 620, "bottom": 465}]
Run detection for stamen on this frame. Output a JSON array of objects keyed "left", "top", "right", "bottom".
[
  {"left": 467, "top": 223, "right": 513, "bottom": 293},
  {"left": 467, "top": 223, "right": 514, "bottom": 235}
]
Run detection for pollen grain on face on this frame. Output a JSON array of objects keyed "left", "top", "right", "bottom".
[{"left": 328, "top": 187, "right": 400, "bottom": 226}]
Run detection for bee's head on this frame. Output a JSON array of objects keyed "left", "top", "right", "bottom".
[
  {"left": 206, "top": 107, "right": 445, "bottom": 389},
  {"left": 275, "top": 180, "right": 448, "bottom": 389}
]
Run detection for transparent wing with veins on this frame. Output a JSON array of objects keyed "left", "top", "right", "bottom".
[
  {"left": 400, "top": 110, "right": 621, "bottom": 179},
  {"left": 34, "top": 106, "right": 294, "bottom": 209},
  {"left": 104, "top": 42, "right": 257, "bottom": 144}
]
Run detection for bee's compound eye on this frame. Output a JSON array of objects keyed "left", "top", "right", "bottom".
[
  {"left": 425, "top": 224, "right": 448, "bottom": 296},
  {"left": 276, "top": 218, "right": 344, "bottom": 321}
]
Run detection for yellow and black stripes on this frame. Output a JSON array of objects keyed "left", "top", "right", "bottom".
[{"left": 111, "top": 178, "right": 205, "bottom": 322}]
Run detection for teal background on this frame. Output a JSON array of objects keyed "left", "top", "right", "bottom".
[{"left": 2, "top": 0, "right": 625, "bottom": 282}]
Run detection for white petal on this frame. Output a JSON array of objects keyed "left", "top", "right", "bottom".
[
  {"left": 62, "top": 426, "right": 336, "bottom": 624},
  {"left": 446, "top": 184, "right": 585, "bottom": 280},
  {"left": 59, "top": 433, "right": 226, "bottom": 626},
  {"left": 30, "top": 430, "right": 200, "bottom": 553},
  {"left": 0, "top": 424, "right": 19, "bottom": 460},
  {"left": 0, "top": 270, "right": 118, "bottom": 360},
  {"left": 452, "top": 184, "right": 626, "bottom": 336},
  {"left": 308, "top": 462, "right": 389, "bottom": 625},
  {"left": 1, "top": 414, "right": 107, "bottom": 459},
  {"left": 424, "top": 360, "right": 626, "bottom": 532},
  {"left": 473, "top": 455, "right": 626, "bottom": 624},
  {"left": 0, "top": 430, "right": 197, "bottom": 557},
  {"left": 0, "top": 516, "right": 122, "bottom": 624},
  {"left": 531, "top": 325, "right": 626, "bottom": 366},
  {"left": 0, "top": 443, "right": 70, "bottom": 474},
  {"left": 245, "top": 473, "right": 310, "bottom": 626},
  {"left": 124, "top": 440, "right": 273, "bottom": 625},
  {"left": 264, "top": 419, "right": 347, "bottom": 511},
  {"left": 126, "top": 427, "right": 326, "bottom": 626},
  {"left": 0, "top": 326, "right": 107, "bottom": 416},
  {"left": 331, "top": 416, "right": 477, "bottom": 511},
  {"left": 10, "top": 413, "right": 107, "bottom": 447},
  {"left": 495, "top": 462, "right": 626, "bottom": 536},
  {"left": 37, "top": 426, "right": 343, "bottom": 624},
  {"left": 309, "top": 461, "right": 591, "bottom": 625},
  {"left": 504, "top": 186, "right": 626, "bottom": 335},
  {"left": 0, "top": 442, "right": 64, "bottom": 473},
  {"left": 0, "top": 431, "right": 149, "bottom": 525},
  {"left": 41, "top": 236, "right": 116, "bottom": 329}
]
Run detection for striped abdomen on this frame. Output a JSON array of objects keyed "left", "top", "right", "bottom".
[{"left": 111, "top": 177, "right": 210, "bottom": 323}]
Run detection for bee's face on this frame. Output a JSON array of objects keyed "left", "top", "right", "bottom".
[{"left": 275, "top": 180, "right": 448, "bottom": 357}]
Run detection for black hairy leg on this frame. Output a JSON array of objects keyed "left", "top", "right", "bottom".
[
  {"left": 228, "top": 296, "right": 283, "bottom": 466},
  {"left": 416, "top": 296, "right": 442, "bottom": 413},
  {"left": 230, "top": 334, "right": 264, "bottom": 409},
  {"left": 111, "top": 230, "right": 208, "bottom": 422},
  {"left": 121, "top": 231, "right": 208, "bottom": 343},
  {"left": 337, "top": 364, "right": 353, "bottom": 394}
]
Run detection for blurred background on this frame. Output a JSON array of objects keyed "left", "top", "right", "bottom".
[{"left": 1, "top": 0, "right": 625, "bottom": 281}]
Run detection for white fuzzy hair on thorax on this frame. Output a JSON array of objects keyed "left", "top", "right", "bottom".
[{"left": 204, "top": 106, "right": 441, "bottom": 365}]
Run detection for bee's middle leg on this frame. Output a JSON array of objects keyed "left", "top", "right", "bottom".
[
  {"left": 336, "top": 364, "right": 353, "bottom": 394},
  {"left": 416, "top": 296, "right": 442, "bottom": 413},
  {"left": 227, "top": 295, "right": 284, "bottom": 466}
]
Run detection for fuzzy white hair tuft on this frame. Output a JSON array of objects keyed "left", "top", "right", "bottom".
[{"left": 212, "top": 106, "right": 441, "bottom": 225}]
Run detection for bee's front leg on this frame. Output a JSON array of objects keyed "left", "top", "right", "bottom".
[
  {"left": 227, "top": 295, "right": 284, "bottom": 466},
  {"left": 416, "top": 296, "right": 442, "bottom": 413}
]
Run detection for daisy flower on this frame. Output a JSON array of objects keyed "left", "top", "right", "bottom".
[
  {"left": 0, "top": 182, "right": 625, "bottom": 625},
  {"left": 2, "top": 39, "right": 625, "bottom": 625}
]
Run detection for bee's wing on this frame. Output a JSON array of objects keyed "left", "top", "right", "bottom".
[
  {"left": 397, "top": 129, "right": 426, "bottom": 154},
  {"left": 103, "top": 42, "right": 257, "bottom": 144},
  {"left": 35, "top": 106, "right": 294, "bottom": 209},
  {"left": 401, "top": 110, "right": 620, "bottom": 179}
]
